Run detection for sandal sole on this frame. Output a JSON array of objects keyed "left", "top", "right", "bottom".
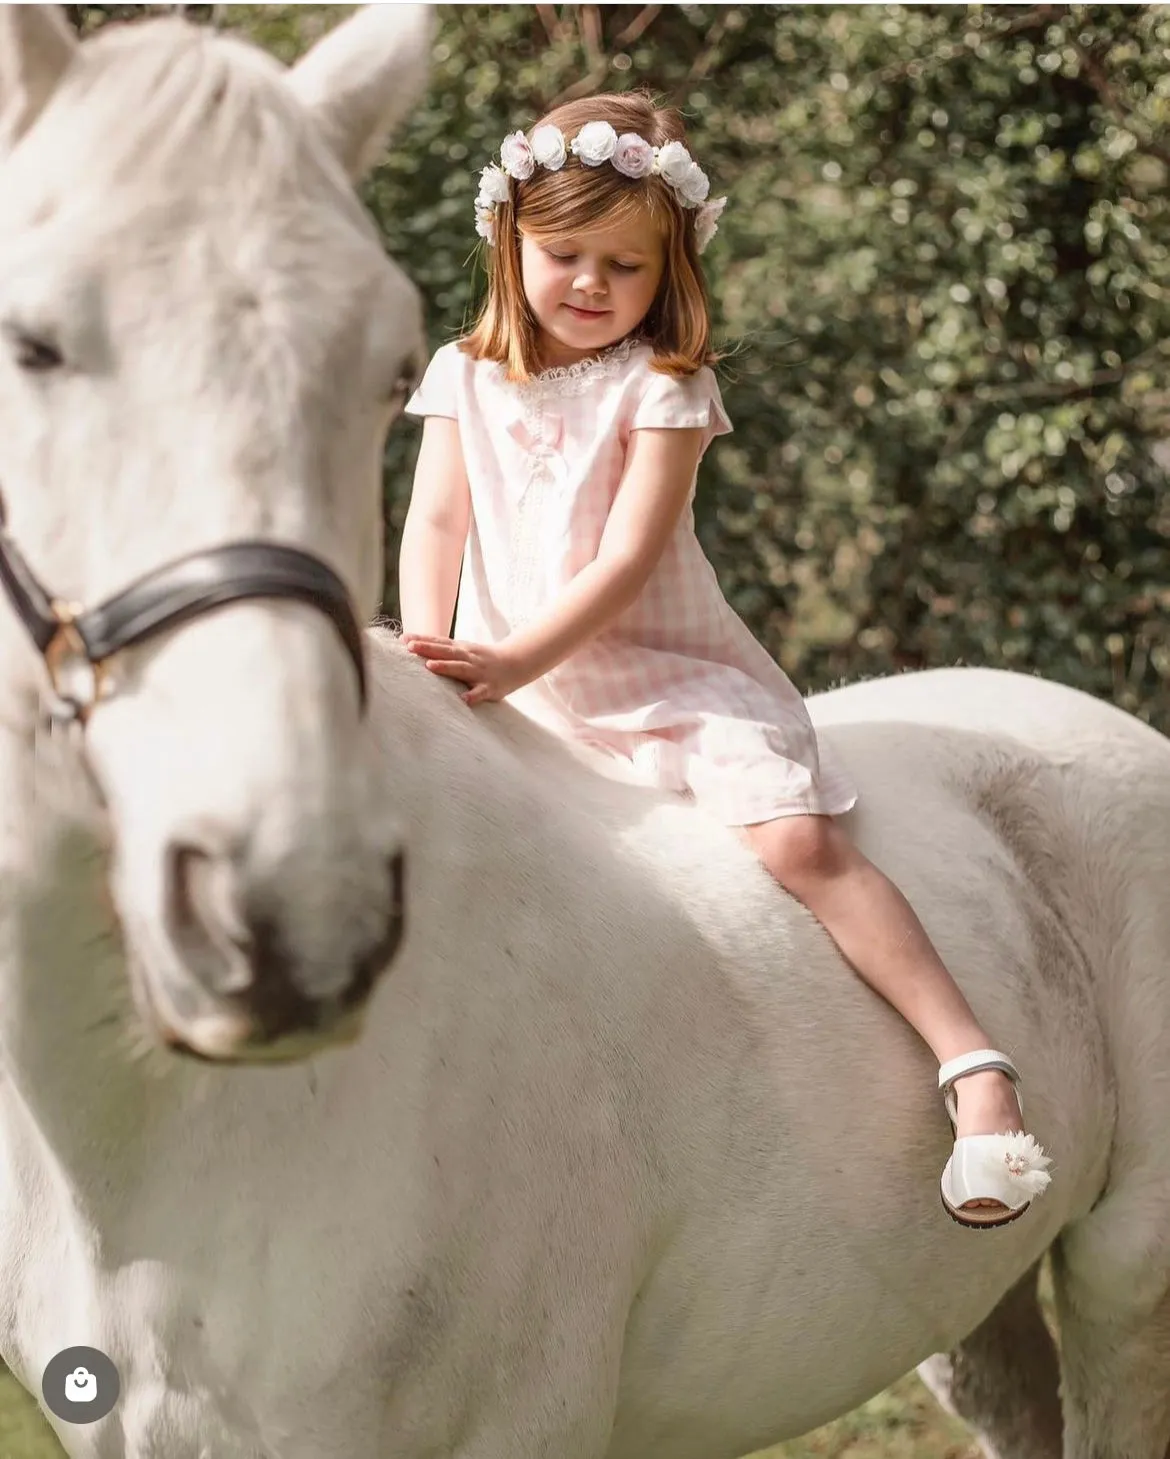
[{"left": 940, "top": 1193, "right": 1030, "bottom": 1230}]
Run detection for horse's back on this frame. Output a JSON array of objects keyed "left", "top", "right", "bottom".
[{"left": 810, "top": 664, "right": 1168, "bottom": 765}]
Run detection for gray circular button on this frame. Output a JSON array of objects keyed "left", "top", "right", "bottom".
[{"left": 41, "top": 1346, "right": 120, "bottom": 1424}]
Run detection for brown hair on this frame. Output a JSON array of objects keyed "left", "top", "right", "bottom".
[{"left": 459, "top": 92, "right": 718, "bottom": 382}]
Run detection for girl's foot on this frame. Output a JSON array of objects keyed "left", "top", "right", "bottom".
[
  {"left": 938, "top": 1050, "right": 1052, "bottom": 1227},
  {"left": 949, "top": 1068, "right": 1028, "bottom": 1211},
  {"left": 952, "top": 1068, "right": 1026, "bottom": 1141}
]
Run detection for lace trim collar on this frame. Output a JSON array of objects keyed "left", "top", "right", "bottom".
[{"left": 505, "top": 336, "right": 641, "bottom": 396}]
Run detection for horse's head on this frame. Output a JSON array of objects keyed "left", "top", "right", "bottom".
[{"left": 0, "top": 5, "right": 432, "bottom": 1062}]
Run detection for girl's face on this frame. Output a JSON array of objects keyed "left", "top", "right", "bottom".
[{"left": 519, "top": 215, "right": 665, "bottom": 368}]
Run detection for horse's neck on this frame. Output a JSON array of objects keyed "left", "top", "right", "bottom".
[{"left": 0, "top": 714, "right": 178, "bottom": 1220}]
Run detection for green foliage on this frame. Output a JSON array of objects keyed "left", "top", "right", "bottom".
[
  {"left": 97, "top": 6, "right": 1170, "bottom": 727},
  {"left": 692, "top": 4, "right": 1170, "bottom": 723}
]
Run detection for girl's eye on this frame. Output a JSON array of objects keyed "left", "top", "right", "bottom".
[{"left": 542, "top": 249, "right": 642, "bottom": 273}]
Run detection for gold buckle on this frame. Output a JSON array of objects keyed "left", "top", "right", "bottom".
[{"left": 43, "top": 601, "right": 105, "bottom": 724}]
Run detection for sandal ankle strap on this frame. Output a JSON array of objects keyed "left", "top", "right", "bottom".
[
  {"left": 938, "top": 1048, "right": 1023, "bottom": 1128},
  {"left": 938, "top": 1048, "right": 1020, "bottom": 1092}
]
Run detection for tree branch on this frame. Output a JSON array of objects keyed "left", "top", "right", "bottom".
[
  {"left": 548, "top": 4, "right": 664, "bottom": 106},
  {"left": 580, "top": 4, "right": 603, "bottom": 67},
  {"left": 1071, "top": 37, "right": 1170, "bottom": 169},
  {"left": 942, "top": 340, "right": 1170, "bottom": 409},
  {"left": 535, "top": 5, "right": 570, "bottom": 46},
  {"left": 683, "top": 9, "right": 733, "bottom": 86},
  {"left": 614, "top": 4, "right": 661, "bottom": 49}
]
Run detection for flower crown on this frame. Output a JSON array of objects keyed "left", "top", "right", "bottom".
[{"left": 473, "top": 120, "right": 728, "bottom": 254}]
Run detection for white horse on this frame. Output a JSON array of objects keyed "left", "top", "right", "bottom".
[{"left": 2, "top": 7, "right": 1170, "bottom": 1459}]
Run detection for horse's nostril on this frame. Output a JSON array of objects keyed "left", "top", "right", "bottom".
[
  {"left": 165, "top": 837, "right": 254, "bottom": 994},
  {"left": 337, "top": 849, "right": 406, "bottom": 1012}
]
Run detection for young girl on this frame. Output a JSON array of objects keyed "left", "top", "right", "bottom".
[{"left": 399, "top": 92, "right": 1052, "bottom": 1228}]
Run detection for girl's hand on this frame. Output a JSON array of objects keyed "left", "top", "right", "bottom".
[{"left": 402, "top": 634, "right": 534, "bottom": 706}]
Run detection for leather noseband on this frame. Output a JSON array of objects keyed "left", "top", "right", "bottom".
[{"left": 0, "top": 490, "right": 367, "bottom": 725}]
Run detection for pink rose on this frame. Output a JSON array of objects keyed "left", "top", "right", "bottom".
[
  {"left": 500, "top": 130, "right": 535, "bottom": 181},
  {"left": 612, "top": 133, "right": 655, "bottom": 179},
  {"left": 694, "top": 196, "right": 727, "bottom": 253}
]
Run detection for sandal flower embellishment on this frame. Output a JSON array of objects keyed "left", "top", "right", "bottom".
[{"left": 1000, "top": 1132, "right": 1053, "bottom": 1193}]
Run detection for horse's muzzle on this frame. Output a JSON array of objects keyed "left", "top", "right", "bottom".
[{"left": 150, "top": 837, "right": 405, "bottom": 1060}]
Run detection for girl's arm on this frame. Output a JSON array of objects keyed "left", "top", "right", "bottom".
[
  {"left": 397, "top": 417, "right": 472, "bottom": 638},
  {"left": 503, "top": 424, "right": 705, "bottom": 680}
]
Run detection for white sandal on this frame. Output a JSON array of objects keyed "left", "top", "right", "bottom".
[{"left": 938, "top": 1049, "right": 1053, "bottom": 1229}]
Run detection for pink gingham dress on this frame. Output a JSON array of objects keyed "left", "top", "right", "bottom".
[{"left": 405, "top": 336, "right": 857, "bottom": 826}]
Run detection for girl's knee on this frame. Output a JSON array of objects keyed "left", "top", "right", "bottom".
[{"left": 749, "top": 814, "right": 853, "bottom": 892}]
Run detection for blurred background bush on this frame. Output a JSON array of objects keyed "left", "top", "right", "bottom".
[{"left": 72, "top": 3, "right": 1170, "bottom": 726}]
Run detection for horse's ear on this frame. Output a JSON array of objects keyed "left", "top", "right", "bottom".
[
  {"left": 285, "top": 3, "right": 433, "bottom": 181},
  {"left": 0, "top": 5, "right": 77, "bottom": 157}
]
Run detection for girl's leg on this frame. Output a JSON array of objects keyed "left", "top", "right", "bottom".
[{"left": 743, "top": 813, "right": 1027, "bottom": 1199}]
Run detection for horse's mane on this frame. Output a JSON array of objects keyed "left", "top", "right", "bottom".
[{"left": 10, "top": 17, "right": 358, "bottom": 221}]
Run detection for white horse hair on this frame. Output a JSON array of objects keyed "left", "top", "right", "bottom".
[{"left": 3, "top": 8, "right": 1170, "bottom": 1459}]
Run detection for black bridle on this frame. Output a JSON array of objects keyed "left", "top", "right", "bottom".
[{"left": 0, "top": 491, "right": 368, "bottom": 726}]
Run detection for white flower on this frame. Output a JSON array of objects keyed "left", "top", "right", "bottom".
[
  {"left": 694, "top": 195, "right": 726, "bottom": 252},
  {"left": 571, "top": 120, "right": 618, "bottom": 166},
  {"left": 472, "top": 123, "right": 729, "bottom": 254},
  {"left": 654, "top": 140, "right": 694, "bottom": 187},
  {"left": 473, "top": 164, "right": 508, "bottom": 247},
  {"left": 476, "top": 164, "right": 510, "bottom": 206},
  {"left": 999, "top": 1133, "right": 1053, "bottom": 1197},
  {"left": 612, "top": 133, "right": 656, "bottom": 179},
  {"left": 531, "top": 124, "right": 567, "bottom": 170},
  {"left": 676, "top": 161, "right": 710, "bottom": 207},
  {"left": 499, "top": 130, "right": 534, "bottom": 181}
]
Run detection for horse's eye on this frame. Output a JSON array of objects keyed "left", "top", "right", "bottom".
[
  {"left": 12, "top": 331, "right": 64, "bottom": 373},
  {"left": 391, "top": 366, "right": 418, "bottom": 402},
  {"left": 391, "top": 344, "right": 428, "bottom": 406}
]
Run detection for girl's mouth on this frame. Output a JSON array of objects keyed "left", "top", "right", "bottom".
[{"left": 564, "top": 304, "right": 610, "bottom": 320}]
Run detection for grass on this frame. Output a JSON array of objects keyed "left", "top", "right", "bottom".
[
  {"left": 1, "top": 1370, "right": 65, "bottom": 1457},
  {"left": 0, "top": 1365, "right": 978, "bottom": 1458},
  {"left": 753, "top": 1375, "right": 978, "bottom": 1458}
]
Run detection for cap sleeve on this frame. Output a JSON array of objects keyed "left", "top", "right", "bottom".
[
  {"left": 630, "top": 364, "right": 732, "bottom": 450},
  {"left": 404, "top": 342, "right": 460, "bottom": 421}
]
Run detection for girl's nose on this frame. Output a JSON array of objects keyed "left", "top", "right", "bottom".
[{"left": 573, "top": 270, "right": 605, "bottom": 296}]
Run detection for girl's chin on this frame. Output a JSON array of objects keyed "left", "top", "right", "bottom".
[{"left": 538, "top": 316, "right": 628, "bottom": 366}]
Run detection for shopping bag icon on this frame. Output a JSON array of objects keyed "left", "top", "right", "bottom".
[{"left": 64, "top": 1366, "right": 97, "bottom": 1402}]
